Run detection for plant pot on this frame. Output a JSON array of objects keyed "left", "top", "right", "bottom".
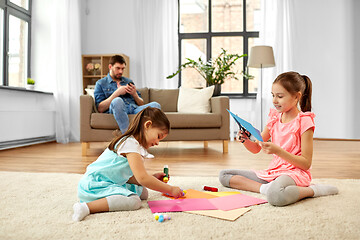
[
  {"left": 26, "top": 84, "right": 35, "bottom": 90},
  {"left": 212, "top": 84, "right": 221, "bottom": 96}
]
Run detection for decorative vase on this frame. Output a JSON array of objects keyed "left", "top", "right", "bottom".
[{"left": 212, "top": 84, "right": 221, "bottom": 96}]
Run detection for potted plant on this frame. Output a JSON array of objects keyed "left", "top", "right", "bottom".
[
  {"left": 167, "top": 48, "right": 253, "bottom": 96},
  {"left": 26, "top": 78, "right": 35, "bottom": 90}
]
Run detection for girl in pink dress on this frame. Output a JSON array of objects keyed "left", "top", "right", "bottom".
[{"left": 219, "top": 72, "right": 338, "bottom": 206}]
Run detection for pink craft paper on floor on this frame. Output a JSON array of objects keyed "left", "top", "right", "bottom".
[
  {"left": 148, "top": 198, "right": 217, "bottom": 213},
  {"left": 209, "top": 193, "right": 267, "bottom": 211}
]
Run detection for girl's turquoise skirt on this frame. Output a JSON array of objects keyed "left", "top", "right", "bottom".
[{"left": 77, "top": 148, "right": 143, "bottom": 203}]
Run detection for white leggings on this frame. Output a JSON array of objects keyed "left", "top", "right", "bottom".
[{"left": 219, "top": 169, "right": 299, "bottom": 206}]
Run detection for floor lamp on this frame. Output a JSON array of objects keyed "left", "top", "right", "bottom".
[{"left": 247, "top": 46, "right": 275, "bottom": 130}]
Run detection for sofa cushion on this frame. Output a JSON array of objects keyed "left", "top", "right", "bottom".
[
  {"left": 138, "top": 88, "right": 149, "bottom": 103},
  {"left": 90, "top": 112, "right": 222, "bottom": 129},
  {"left": 91, "top": 113, "right": 118, "bottom": 129},
  {"left": 177, "top": 86, "right": 214, "bottom": 113},
  {"left": 149, "top": 88, "right": 179, "bottom": 112},
  {"left": 166, "top": 112, "right": 221, "bottom": 128},
  {"left": 91, "top": 113, "right": 136, "bottom": 129}
]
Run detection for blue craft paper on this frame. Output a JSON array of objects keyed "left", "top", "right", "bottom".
[{"left": 227, "top": 109, "right": 264, "bottom": 142}]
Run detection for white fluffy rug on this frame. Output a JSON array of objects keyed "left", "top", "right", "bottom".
[{"left": 0, "top": 171, "right": 359, "bottom": 240}]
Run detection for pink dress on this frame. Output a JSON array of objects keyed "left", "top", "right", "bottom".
[{"left": 255, "top": 108, "right": 315, "bottom": 187}]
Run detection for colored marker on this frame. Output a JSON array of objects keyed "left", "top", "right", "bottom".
[
  {"left": 203, "top": 185, "right": 218, "bottom": 192},
  {"left": 163, "top": 165, "right": 169, "bottom": 183}
]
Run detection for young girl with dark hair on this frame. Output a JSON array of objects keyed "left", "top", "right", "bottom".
[
  {"left": 73, "top": 107, "right": 183, "bottom": 221},
  {"left": 219, "top": 71, "right": 338, "bottom": 206}
]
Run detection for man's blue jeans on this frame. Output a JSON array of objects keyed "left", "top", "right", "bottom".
[{"left": 109, "top": 97, "right": 161, "bottom": 134}]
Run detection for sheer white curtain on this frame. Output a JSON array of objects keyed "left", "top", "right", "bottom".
[
  {"left": 133, "top": 0, "right": 178, "bottom": 89},
  {"left": 52, "top": 0, "right": 83, "bottom": 143},
  {"left": 255, "top": 0, "right": 295, "bottom": 129}
]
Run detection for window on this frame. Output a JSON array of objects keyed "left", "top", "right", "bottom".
[
  {"left": 0, "top": 0, "right": 31, "bottom": 88},
  {"left": 10, "top": 0, "right": 29, "bottom": 10},
  {"left": 178, "top": 0, "right": 260, "bottom": 97}
]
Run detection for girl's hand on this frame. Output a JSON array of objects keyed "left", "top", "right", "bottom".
[
  {"left": 236, "top": 129, "right": 250, "bottom": 143},
  {"left": 259, "top": 142, "right": 281, "bottom": 155},
  {"left": 170, "top": 186, "right": 184, "bottom": 199},
  {"left": 153, "top": 172, "right": 168, "bottom": 182}
]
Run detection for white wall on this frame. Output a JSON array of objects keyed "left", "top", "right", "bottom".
[
  {"left": 80, "top": 0, "right": 139, "bottom": 82},
  {"left": 0, "top": 88, "right": 55, "bottom": 143},
  {"left": 291, "top": 0, "right": 359, "bottom": 139},
  {"left": 354, "top": 0, "right": 360, "bottom": 138}
]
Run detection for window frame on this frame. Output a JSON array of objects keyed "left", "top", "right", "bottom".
[
  {"left": 177, "top": 0, "right": 259, "bottom": 99},
  {"left": 0, "top": 0, "right": 32, "bottom": 87}
]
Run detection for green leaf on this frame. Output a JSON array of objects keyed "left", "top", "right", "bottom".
[
  {"left": 166, "top": 48, "right": 250, "bottom": 85},
  {"left": 27, "top": 78, "right": 35, "bottom": 85}
]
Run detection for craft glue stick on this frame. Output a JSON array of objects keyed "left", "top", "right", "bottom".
[
  {"left": 203, "top": 185, "right": 218, "bottom": 192},
  {"left": 163, "top": 165, "right": 169, "bottom": 183}
]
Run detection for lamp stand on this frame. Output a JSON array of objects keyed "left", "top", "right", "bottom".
[{"left": 248, "top": 46, "right": 276, "bottom": 132}]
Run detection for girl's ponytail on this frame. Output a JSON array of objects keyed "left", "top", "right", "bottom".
[
  {"left": 300, "top": 75, "right": 312, "bottom": 112},
  {"left": 108, "top": 108, "right": 147, "bottom": 152}
]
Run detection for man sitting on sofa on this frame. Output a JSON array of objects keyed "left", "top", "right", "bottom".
[{"left": 94, "top": 54, "right": 160, "bottom": 134}]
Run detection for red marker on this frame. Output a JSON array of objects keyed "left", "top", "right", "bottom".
[{"left": 203, "top": 186, "right": 218, "bottom": 192}]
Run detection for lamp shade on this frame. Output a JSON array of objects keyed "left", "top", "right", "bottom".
[{"left": 247, "top": 46, "right": 275, "bottom": 68}]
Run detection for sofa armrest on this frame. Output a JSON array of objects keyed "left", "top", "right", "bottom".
[
  {"left": 210, "top": 96, "right": 230, "bottom": 139},
  {"left": 211, "top": 96, "right": 229, "bottom": 114},
  {"left": 80, "top": 95, "right": 95, "bottom": 141}
]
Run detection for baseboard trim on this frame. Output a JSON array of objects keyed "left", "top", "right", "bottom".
[
  {"left": 314, "top": 138, "right": 360, "bottom": 141},
  {"left": 0, "top": 136, "right": 56, "bottom": 150}
]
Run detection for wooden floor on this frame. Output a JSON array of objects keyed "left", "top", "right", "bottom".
[{"left": 0, "top": 140, "right": 359, "bottom": 179}]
